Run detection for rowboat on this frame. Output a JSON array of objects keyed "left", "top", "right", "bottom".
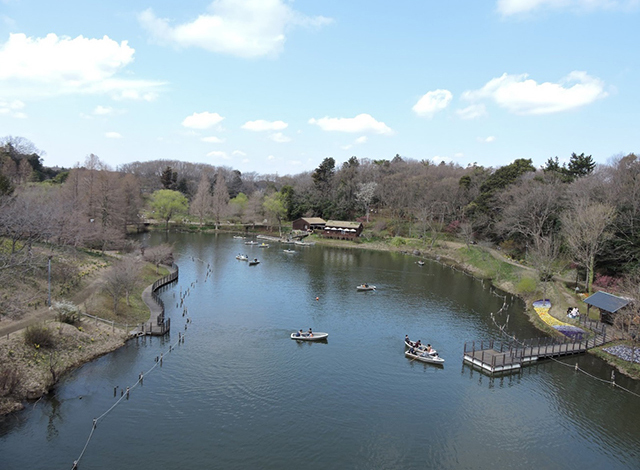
[
  {"left": 245, "top": 241, "right": 259, "bottom": 245},
  {"left": 249, "top": 259, "right": 260, "bottom": 266},
  {"left": 290, "top": 332, "right": 328, "bottom": 341},
  {"left": 235, "top": 254, "right": 248, "bottom": 261},
  {"left": 283, "top": 249, "right": 296, "bottom": 254},
  {"left": 258, "top": 243, "right": 270, "bottom": 248},
  {"left": 417, "top": 261, "right": 425, "bottom": 266},
  {"left": 356, "top": 284, "right": 376, "bottom": 291},
  {"left": 233, "top": 236, "right": 245, "bottom": 239},
  {"left": 405, "top": 349, "right": 444, "bottom": 364}
]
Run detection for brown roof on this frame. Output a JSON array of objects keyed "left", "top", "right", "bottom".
[{"left": 300, "top": 217, "right": 326, "bottom": 224}]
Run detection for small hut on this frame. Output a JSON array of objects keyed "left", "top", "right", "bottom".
[
  {"left": 583, "top": 291, "right": 631, "bottom": 324},
  {"left": 292, "top": 217, "right": 326, "bottom": 231}
]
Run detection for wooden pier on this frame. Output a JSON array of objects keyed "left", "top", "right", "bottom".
[
  {"left": 135, "top": 264, "right": 179, "bottom": 336},
  {"left": 463, "top": 324, "right": 609, "bottom": 374}
]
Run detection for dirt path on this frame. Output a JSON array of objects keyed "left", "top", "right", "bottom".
[{"left": 0, "top": 269, "right": 109, "bottom": 339}]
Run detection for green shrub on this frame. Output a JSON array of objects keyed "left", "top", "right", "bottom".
[
  {"left": 24, "top": 324, "right": 55, "bottom": 349},
  {"left": 390, "top": 237, "right": 406, "bottom": 247},
  {"left": 516, "top": 276, "right": 538, "bottom": 295}
]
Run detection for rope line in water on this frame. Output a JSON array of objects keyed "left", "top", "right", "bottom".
[{"left": 70, "top": 252, "right": 210, "bottom": 469}]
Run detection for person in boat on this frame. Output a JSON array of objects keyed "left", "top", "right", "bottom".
[
  {"left": 409, "top": 346, "right": 416, "bottom": 355},
  {"left": 426, "top": 344, "right": 434, "bottom": 354},
  {"left": 296, "top": 329, "right": 303, "bottom": 337},
  {"left": 405, "top": 335, "right": 410, "bottom": 344},
  {"left": 308, "top": 328, "right": 313, "bottom": 337},
  {"left": 415, "top": 340, "right": 422, "bottom": 349}
]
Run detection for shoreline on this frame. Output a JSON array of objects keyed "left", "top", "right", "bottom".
[{"left": 0, "top": 267, "right": 163, "bottom": 416}]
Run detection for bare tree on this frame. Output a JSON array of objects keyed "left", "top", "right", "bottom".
[
  {"left": 190, "top": 173, "right": 213, "bottom": 225},
  {"left": 356, "top": 182, "right": 377, "bottom": 222},
  {"left": 561, "top": 201, "right": 616, "bottom": 293},
  {"left": 211, "top": 173, "right": 229, "bottom": 229},
  {"left": 143, "top": 244, "right": 173, "bottom": 274}
]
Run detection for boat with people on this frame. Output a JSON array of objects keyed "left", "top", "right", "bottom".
[
  {"left": 249, "top": 259, "right": 260, "bottom": 266},
  {"left": 404, "top": 339, "right": 437, "bottom": 356},
  {"left": 245, "top": 240, "right": 259, "bottom": 245},
  {"left": 290, "top": 330, "right": 328, "bottom": 341},
  {"left": 404, "top": 349, "right": 445, "bottom": 364},
  {"left": 233, "top": 235, "right": 245, "bottom": 239},
  {"left": 235, "top": 254, "right": 249, "bottom": 261},
  {"left": 356, "top": 284, "right": 376, "bottom": 291},
  {"left": 258, "top": 243, "right": 270, "bottom": 248},
  {"left": 283, "top": 249, "right": 296, "bottom": 254},
  {"left": 417, "top": 260, "right": 425, "bottom": 266}
]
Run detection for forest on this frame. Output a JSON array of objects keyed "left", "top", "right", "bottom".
[{"left": 2, "top": 135, "right": 640, "bottom": 317}]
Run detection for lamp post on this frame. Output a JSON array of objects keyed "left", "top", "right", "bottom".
[{"left": 48, "top": 255, "right": 52, "bottom": 307}]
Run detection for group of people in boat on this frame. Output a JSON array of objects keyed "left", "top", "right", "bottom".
[
  {"left": 295, "top": 328, "right": 314, "bottom": 338},
  {"left": 405, "top": 335, "right": 437, "bottom": 356}
]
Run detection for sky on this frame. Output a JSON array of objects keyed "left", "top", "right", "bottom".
[{"left": 0, "top": 0, "right": 638, "bottom": 175}]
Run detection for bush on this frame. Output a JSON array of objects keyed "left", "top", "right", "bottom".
[
  {"left": 54, "top": 300, "right": 80, "bottom": 325},
  {"left": 390, "top": 237, "right": 406, "bottom": 247},
  {"left": 24, "top": 324, "right": 56, "bottom": 349},
  {"left": 516, "top": 276, "right": 538, "bottom": 295}
]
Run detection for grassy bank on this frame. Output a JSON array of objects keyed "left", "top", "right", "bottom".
[{"left": 0, "top": 249, "right": 169, "bottom": 415}]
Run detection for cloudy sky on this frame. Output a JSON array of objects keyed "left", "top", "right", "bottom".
[{"left": 0, "top": 0, "right": 637, "bottom": 174}]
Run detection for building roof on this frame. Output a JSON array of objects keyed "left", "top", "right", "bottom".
[
  {"left": 299, "top": 217, "right": 326, "bottom": 224},
  {"left": 583, "top": 291, "right": 631, "bottom": 313},
  {"left": 324, "top": 220, "right": 362, "bottom": 229}
]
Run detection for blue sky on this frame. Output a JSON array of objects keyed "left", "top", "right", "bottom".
[{"left": 0, "top": 0, "right": 638, "bottom": 175}]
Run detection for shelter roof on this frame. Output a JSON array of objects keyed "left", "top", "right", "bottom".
[
  {"left": 583, "top": 291, "right": 631, "bottom": 313},
  {"left": 324, "top": 220, "right": 362, "bottom": 229},
  {"left": 300, "top": 217, "right": 326, "bottom": 224}
]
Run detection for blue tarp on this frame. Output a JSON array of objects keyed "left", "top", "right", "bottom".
[{"left": 583, "top": 291, "right": 630, "bottom": 313}]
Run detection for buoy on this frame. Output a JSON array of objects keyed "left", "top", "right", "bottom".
[{"left": 315, "top": 297, "right": 319, "bottom": 301}]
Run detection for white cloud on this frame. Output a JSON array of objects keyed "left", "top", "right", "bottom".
[
  {"left": 138, "top": 0, "right": 332, "bottom": 59},
  {"left": 0, "top": 33, "right": 164, "bottom": 101},
  {"left": 497, "top": 0, "right": 639, "bottom": 16},
  {"left": 267, "top": 155, "right": 275, "bottom": 160},
  {"left": 456, "top": 104, "right": 486, "bottom": 120},
  {"left": 355, "top": 136, "right": 368, "bottom": 144},
  {"left": 412, "top": 89, "right": 452, "bottom": 118},
  {"left": 207, "top": 150, "right": 230, "bottom": 159},
  {"left": 182, "top": 111, "right": 225, "bottom": 129},
  {"left": 308, "top": 113, "right": 393, "bottom": 135},
  {"left": 201, "top": 136, "right": 225, "bottom": 143},
  {"left": 477, "top": 136, "right": 496, "bottom": 143},
  {"left": 340, "top": 144, "right": 352, "bottom": 150},
  {"left": 105, "top": 132, "right": 122, "bottom": 139},
  {"left": 232, "top": 150, "right": 247, "bottom": 156},
  {"left": 0, "top": 99, "right": 25, "bottom": 118},
  {"left": 241, "top": 119, "right": 288, "bottom": 131},
  {"left": 269, "top": 132, "right": 291, "bottom": 143},
  {"left": 462, "top": 71, "right": 607, "bottom": 115},
  {"left": 93, "top": 105, "right": 115, "bottom": 116}
]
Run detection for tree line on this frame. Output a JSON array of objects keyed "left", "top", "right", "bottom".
[{"left": 2, "top": 136, "right": 640, "bottom": 299}]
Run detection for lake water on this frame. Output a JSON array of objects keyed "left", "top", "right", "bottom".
[{"left": 1, "top": 232, "right": 640, "bottom": 469}]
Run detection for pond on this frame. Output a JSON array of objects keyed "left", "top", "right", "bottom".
[{"left": 1, "top": 232, "right": 639, "bottom": 469}]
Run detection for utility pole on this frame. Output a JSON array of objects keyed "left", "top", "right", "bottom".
[{"left": 48, "top": 255, "right": 52, "bottom": 307}]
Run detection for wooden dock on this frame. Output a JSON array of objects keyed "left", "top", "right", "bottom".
[{"left": 463, "top": 333, "right": 608, "bottom": 374}]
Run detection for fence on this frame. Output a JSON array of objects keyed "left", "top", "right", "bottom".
[{"left": 151, "top": 264, "right": 179, "bottom": 328}]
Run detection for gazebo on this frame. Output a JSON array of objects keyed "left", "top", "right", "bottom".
[{"left": 583, "top": 291, "right": 631, "bottom": 324}]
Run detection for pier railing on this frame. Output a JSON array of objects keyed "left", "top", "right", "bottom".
[{"left": 151, "top": 264, "right": 179, "bottom": 331}]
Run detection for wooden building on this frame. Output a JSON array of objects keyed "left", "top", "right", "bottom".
[
  {"left": 322, "top": 220, "right": 363, "bottom": 240},
  {"left": 292, "top": 217, "right": 326, "bottom": 231}
]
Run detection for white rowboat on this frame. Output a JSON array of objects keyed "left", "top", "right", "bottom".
[
  {"left": 291, "top": 332, "right": 328, "bottom": 341},
  {"left": 405, "top": 349, "right": 445, "bottom": 364}
]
